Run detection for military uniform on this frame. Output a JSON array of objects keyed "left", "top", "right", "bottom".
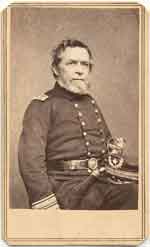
[{"left": 18, "top": 82, "right": 138, "bottom": 209}]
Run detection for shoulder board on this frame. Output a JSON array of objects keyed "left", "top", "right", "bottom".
[{"left": 33, "top": 94, "right": 49, "bottom": 101}]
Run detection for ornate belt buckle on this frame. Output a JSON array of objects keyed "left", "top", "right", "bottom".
[
  {"left": 88, "top": 158, "right": 98, "bottom": 171},
  {"left": 70, "top": 160, "right": 77, "bottom": 170}
]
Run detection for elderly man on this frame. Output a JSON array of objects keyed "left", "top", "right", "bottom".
[{"left": 18, "top": 39, "right": 138, "bottom": 210}]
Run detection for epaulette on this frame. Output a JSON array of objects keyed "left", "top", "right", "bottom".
[{"left": 33, "top": 94, "right": 49, "bottom": 101}]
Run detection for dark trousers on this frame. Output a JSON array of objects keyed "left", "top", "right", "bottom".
[{"left": 52, "top": 175, "right": 138, "bottom": 210}]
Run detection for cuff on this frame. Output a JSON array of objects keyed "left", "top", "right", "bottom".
[{"left": 32, "top": 193, "right": 59, "bottom": 209}]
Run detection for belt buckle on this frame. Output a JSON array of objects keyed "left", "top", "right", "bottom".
[
  {"left": 88, "top": 158, "right": 98, "bottom": 171},
  {"left": 70, "top": 160, "right": 77, "bottom": 170}
]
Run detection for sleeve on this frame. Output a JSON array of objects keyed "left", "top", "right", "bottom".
[{"left": 18, "top": 99, "right": 59, "bottom": 209}]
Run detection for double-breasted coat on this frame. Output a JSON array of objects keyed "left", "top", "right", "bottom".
[{"left": 18, "top": 82, "right": 138, "bottom": 209}]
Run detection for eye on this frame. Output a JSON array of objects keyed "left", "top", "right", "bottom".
[
  {"left": 81, "top": 62, "right": 90, "bottom": 67},
  {"left": 66, "top": 60, "right": 77, "bottom": 65}
]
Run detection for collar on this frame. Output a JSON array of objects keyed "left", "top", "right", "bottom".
[{"left": 46, "top": 82, "right": 91, "bottom": 101}]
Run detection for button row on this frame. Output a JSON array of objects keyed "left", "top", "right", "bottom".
[
  {"left": 82, "top": 130, "right": 104, "bottom": 138},
  {"left": 81, "top": 119, "right": 101, "bottom": 125},
  {"left": 74, "top": 103, "right": 102, "bottom": 124},
  {"left": 73, "top": 101, "right": 106, "bottom": 157}
]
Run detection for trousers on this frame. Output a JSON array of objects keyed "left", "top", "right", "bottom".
[{"left": 50, "top": 174, "right": 138, "bottom": 210}]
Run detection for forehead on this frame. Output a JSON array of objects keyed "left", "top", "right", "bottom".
[{"left": 60, "top": 47, "right": 90, "bottom": 62}]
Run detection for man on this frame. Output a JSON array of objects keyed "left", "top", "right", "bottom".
[{"left": 18, "top": 39, "right": 138, "bottom": 210}]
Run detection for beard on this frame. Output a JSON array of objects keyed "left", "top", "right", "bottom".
[{"left": 59, "top": 79, "right": 90, "bottom": 95}]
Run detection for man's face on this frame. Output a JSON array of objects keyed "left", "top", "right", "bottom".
[{"left": 54, "top": 47, "right": 91, "bottom": 95}]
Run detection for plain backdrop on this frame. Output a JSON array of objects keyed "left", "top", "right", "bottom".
[{"left": 9, "top": 7, "right": 139, "bottom": 208}]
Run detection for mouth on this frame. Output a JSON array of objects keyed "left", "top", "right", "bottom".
[{"left": 72, "top": 78, "right": 84, "bottom": 81}]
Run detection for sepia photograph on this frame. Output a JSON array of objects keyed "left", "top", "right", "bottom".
[
  {"left": 2, "top": 2, "right": 148, "bottom": 245},
  {"left": 11, "top": 5, "right": 139, "bottom": 210}
]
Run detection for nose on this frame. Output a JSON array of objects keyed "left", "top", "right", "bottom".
[
  {"left": 75, "top": 63, "right": 84, "bottom": 76},
  {"left": 75, "top": 71, "right": 83, "bottom": 76}
]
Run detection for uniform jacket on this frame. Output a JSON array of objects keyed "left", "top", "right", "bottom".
[{"left": 18, "top": 82, "right": 111, "bottom": 208}]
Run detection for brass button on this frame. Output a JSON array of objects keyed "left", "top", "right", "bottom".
[
  {"left": 97, "top": 118, "right": 102, "bottom": 123},
  {"left": 81, "top": 121, "right": 86, "bottom": 126},
  {"left": 74, "top": 103, "right": 79, "bottom": 108},
  {"left": 83, "top": 132, "right": 87, "bottom": 136},
  {"left": 91, "top": 100, "right": 95, "bottom": 104},
  {"left": 88, "top": 158, "right": 98, "bottom": 170},
  {"left": 87, "top": 152, "right": 91, "bottom": 156},
  {"left": 101, "top": 149, "right": 106, "bottom": 154},
  {"left": 95, "top": 109, "right": 98, "bottom": 113},
  {"left": 85, "top": 141, "right": 90, "bottom": 146},
  {"left": 78, "top": 111, "right": 83, "bottom": 117}
]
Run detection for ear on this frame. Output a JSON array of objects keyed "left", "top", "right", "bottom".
[{"left": 52, "top": 65, "right": 59, "bottom": 76}]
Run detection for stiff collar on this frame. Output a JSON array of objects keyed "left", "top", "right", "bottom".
[{"left": 46, "top": 82, "right": 91, "bottom": 101}]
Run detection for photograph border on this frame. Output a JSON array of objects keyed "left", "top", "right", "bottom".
[{"left": 1, "top": 2, "right": 149, "bottom": 245}]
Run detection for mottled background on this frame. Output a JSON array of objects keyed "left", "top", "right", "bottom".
[{"left": 10, "top": 7, "right": 139, "bottom": 208}]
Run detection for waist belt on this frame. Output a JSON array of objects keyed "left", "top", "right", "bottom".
[
  {"left": 48, "top": 158, "right": 138, "bottom": 184},
  {"left": 48, "top": 157, "right": 103, "bottom": 171}
]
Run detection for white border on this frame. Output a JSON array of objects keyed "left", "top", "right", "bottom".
[{"left": 0, "top": 1, "right": 149, "bottom": 246}]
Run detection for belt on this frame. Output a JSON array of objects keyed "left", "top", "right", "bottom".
[
  {"left": 47, "top": 158, "right": 138, "bottom": 184},
  {"left": 48, "top": 157, "right": 104, "bottom": 171}
]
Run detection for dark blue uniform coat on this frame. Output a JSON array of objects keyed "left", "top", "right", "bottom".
[{"left": 18, "top": 83, "right": 138, "bottom": 209}]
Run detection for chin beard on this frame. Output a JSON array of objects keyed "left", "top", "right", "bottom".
[
  {"left": 58, "top": 79, "right": 90, "bottom": 95},
  {"left": 68, "top": 80, "right": 90, "bottom": 95}
]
